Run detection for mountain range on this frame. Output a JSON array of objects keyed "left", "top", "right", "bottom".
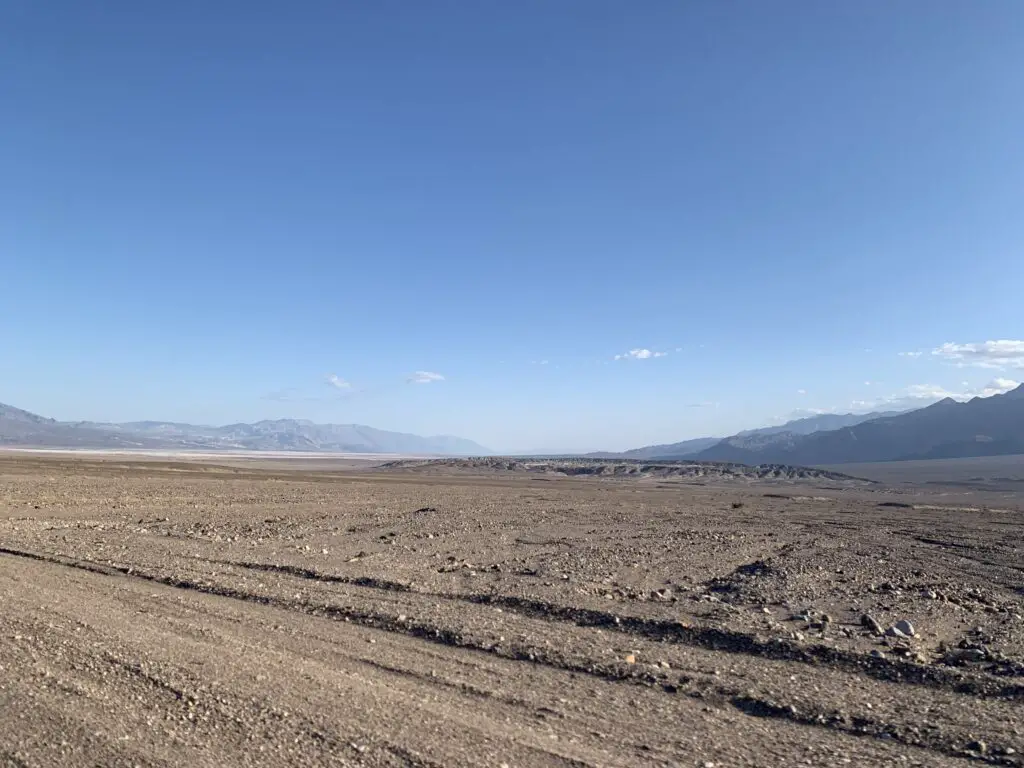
[
  {"left": 734, "top": 409, "right": 910, "bottom": 438},
  {"left": 594, "top": 388, "right": 1024, "bottom": 465},
  {"left": 690, "top": 384, "right": 1024, "bottom": 464},
  {"left": 594, "top": 409, "right": 904, "bottom": 461},
  {"left": 5, "top": 385, "right": 1024, "bottom": 464},
  {"left": 0, "top": 404, "right": 490, "bottom": 455},
  {"left": 584, "top": 436, "right": 722, "bottom": 460}
]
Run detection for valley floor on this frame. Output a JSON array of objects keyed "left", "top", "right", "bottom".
[{"left": 1, "top": 455, "right": 1022, "bottom": 767}]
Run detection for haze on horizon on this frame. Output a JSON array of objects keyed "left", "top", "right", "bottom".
[{"left": 2, "top": 2, "right": 1023, "bottom": 453}]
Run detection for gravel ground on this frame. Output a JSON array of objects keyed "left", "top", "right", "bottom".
[{"left": 1, "top": 455, "right": 1022, "bottom": 767}]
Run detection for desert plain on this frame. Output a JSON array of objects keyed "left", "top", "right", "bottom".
[{"left": 1, "top": 452, "right": 1023, "bottom": 767}]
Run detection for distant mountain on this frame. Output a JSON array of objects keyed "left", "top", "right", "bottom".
[
  {"left": 601, "top": 410, "right": 905, "bottom": 461},
  {"left": 693, "top": 385, "right": 1024, "bottom": 464},
  {"left": 0, "top": 404, "right": 490, "bottom": 455},
  {"left": 585, "top": 436, "right": 722, "bottom": 460},
  {"left": 736, "top": 409, "right": 910, "bottom": 438},
  {"left": 0, "top": 405, "right": 165, "bottom": 448},
  {"left": 0, "top": 403, "right": 57, "bottom": 427}
]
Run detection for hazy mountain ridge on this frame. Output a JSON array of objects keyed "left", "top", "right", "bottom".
[
  {"left": 694, "top": 385, "right": 1024, "bottom": 464},
  {"left": 736, "top": 409, "right": 909, "bottom": 438},
  {"left": 584, "top": 436, "right": 721, "bottom": 460},
  {"left": 602, "top": 410, "right": 906, "bottom": 461},
  {"left": 1, "top": 405, "right": 490, "bottom": 455}
]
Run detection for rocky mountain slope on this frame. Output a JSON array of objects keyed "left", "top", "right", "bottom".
[
  {"left": 0, "top": 403, "right": 489, "bottom": 455},
  {"left": 694, "top": 384, "right": 1024, "bottom": 465}
]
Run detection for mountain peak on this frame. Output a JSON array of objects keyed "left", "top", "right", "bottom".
[{"left": 1005, "top": 383, "right": 1024, "bottom": 399}]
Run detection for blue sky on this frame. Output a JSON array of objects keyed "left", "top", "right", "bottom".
[{"left": 2, "top": 2, "right": 1023, "bottom": 452}]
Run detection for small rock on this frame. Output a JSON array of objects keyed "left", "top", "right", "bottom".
[
  {"left": 945, "top": 648, "right": 987, "bottom": 664},
  {"left": 861, "top": 614, "right": 884, "bottom": 635},
  {"left": 624, "top": 654, "right": 636, "bottom": 664},
  {"left": 966, "top": 740, "right": 987, "bottom": 755},
  {"left": 885, "top": 626, "right": 908, "bottom": 639},
  {"left": 894, "top": 619, "right": 916, "bottom": 637}
]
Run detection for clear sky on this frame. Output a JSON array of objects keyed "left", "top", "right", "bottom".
[{"left": 2, "top": 2, "right": 1023, "bottom": 453}]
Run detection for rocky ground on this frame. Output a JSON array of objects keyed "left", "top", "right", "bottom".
[
  {"left": 379, "top": 458, "right": 872, "bottom": 485},
  {"left": 1, "top": 453, "right": 1022, "bottom": 767}
]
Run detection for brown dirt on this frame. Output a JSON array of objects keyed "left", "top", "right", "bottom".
[{"left": 1, "top": 454, "right": 1022, "bottom": 767}]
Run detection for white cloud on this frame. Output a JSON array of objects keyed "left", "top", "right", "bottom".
[
  {"left": 851, "top": 378, "right": 1020, "bottom": 412},
  {"left": 932, "top": 340, "right": 1024, "bottom": 369},
  {"left": 687, "top": 401, "right": 718, "bottom": 408},
  {"left": 790, "top": 407, "right": 836, "bottom": 417},
  {"left": 903, "top": 384, "right": 959, "bottom": 401},
  {"left": 326, "top": 374, "right": 351, "bottom": 390},
  {"left": 408, "top": 371, "right": 445, "bottom": 384},
  {"left": 614, "top": 348, "right": 667, "bottom": 360},
  {"left": 899, "top": 351, "right": 923, "bottom": 358},
  {"left": 980, "top": 377, "right": 1021, "bottom": 396},
  {"left": 797, "top": 389, "right": 807, "bottom": 395}
]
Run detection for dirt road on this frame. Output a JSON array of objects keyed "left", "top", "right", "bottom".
[{"left": 1, "top": 456, "right": 1022, "bottom": 766}]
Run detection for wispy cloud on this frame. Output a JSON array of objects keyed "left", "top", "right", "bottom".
[
  {"left": 852, "top": 378, "right": 1020, "bottom": 411},
  {"left": 326, "top": 374, "right": 351, "bottom": 390},
  {"left": 790, "top": 407, "right": 836, "bottom": 417},
  {"left": 614, "top": 348, "right": 667, "bottom": 360},
  {"left": 408, "top": 370, "right": 445, "bottom": 384},
  {"left": 899, "top": 351, "right": 923, "bottom": 358},
  {"left": 796, "top": 389, "right": 807, "bottom": 395},
  {"left": 932, "top": 340, "right": 1024, "bottom": 369},
  {"left": 262, "top": 388, "right": 298, "bottom": 402},
  {"left": 687, "top": 401, "right": 718, "bottom": 408},
  {"left": 980, "top": 377, "right": 1022, "bottom": 396}
]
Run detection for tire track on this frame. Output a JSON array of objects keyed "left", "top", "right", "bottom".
[
  {"left": 213, "top": 557, "right": 1024, "bottom": 699},
  {"left": 3, "top": 544, "right": 1022, "bottom": 765}
]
